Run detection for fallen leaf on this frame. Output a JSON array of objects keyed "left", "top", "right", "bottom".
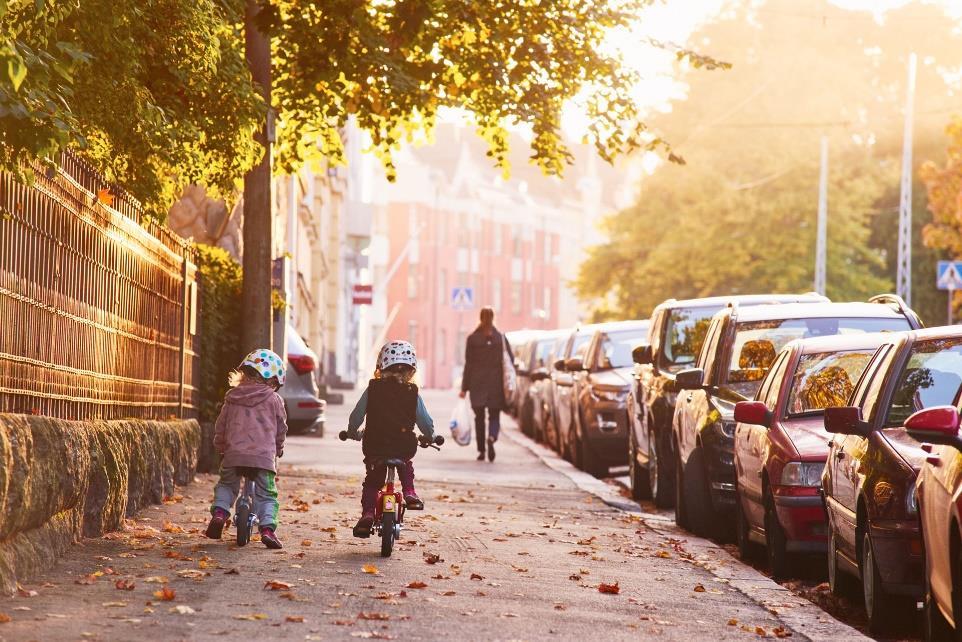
[
  {"left": 598, "top": 582, "right": 620, "bottom": 595},
  {"left": 101, "top": 601, "right": 127, "bottom": 608},
  {"left": 153, "top": 586, "right": 176, "bottom": 601},
  {"left": 357, "top": 612, "right": 390, "bottom": 621},
  {"left": 162, "top": 521, "right": 184, "bottom": 534},
  {"left": 406, "top": 581, "right": 428, "bottom": 589},
  {"left": 362, "top": 564, "right": 379, "bottom": 575},
  {"left": 511, "top": 565, "right": 528, "bottom": 573},
  {"left": 285, "top": 615, "right": 305, "bottom": 623},
  {"left": 224, "top": 568, "right": 240, "bottom": 575},
  {"left": 568, "top": 575, "right": 582, "bottom": 581},
  {"left": 424, "top": 553, "right": 443, "bottom": 565},
  {"left": 164, "top": 551, "right": 191, "bottom": 561},
  {"left": 350, "top": 633, "right": 395, "bottom": 640},
  {"left": 441, "top": 591, "right": 456, "bottom": 596},
  {"left": 301, "top": 540, "right": 313, "bottom": 547},
  {"left": 693, "top": 584, "right": 706, "bottom": 593},
  {"left": 75, "top": 574, "right": 98, "bottom": 585},
  {"left": 144, "top": 576, "right": 169, "bottom": 584},
  {"left": 264, "top": 580, "right": 293, "bottom": 591},
  {"left": 96, "top": 188, "right": 114, "bottom": 206},
  {"left": 755, "top": 626, "right": 767, "bottom": 637},
  {"left": 773, "top": 627, "right": 792, "bottom": 639},
  {"left": 235, "top": 613, "right": 268, "bottom": 621},
  {"left": 470, "top": 573, "right": 484, "bottom": 581},
  {"left": 177, "top": 569, "right": 209, "bottom": 580},
  {"left": 0, "top": 614, "right": 10, "bottom": 623},
  {"left": 170, "top": 605, "right": 195, "bottom": 615},
  {"left": 728, "top": 619, "right": 738, "bottom": 626},
  {"left": 654, "top": 551, "right": 671, "bottom": 559}
]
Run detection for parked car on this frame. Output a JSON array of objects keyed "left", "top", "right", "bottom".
[
  {"left": 550, "top": 324, "right": 606, "bottom": 461},
  {"left": 823, "top": 327, "right": 962, "bottom": 634},
  {"left": 673, "top": 299, "right": 919, "bottom": 540},
  {"left": 280, "top": 325, "right": 326, "bottom": 435},
  {"left": 539, "top": 333, "right": 572, "bottom": 448},
  {"left": 905, "top": 383, "right": 962, "bottom": 641},
  {"left": 628, "top": 293, "right": 830, "bottom": 506},
  {"left": 565, "top": 320, "right": 650, "bottom": 476},
  {"left": 506, "top": 329, "right": 540, "bottom": 416},
  {"left": 516, "top": 331, "right": 565, "bottom": 438},
  {"left": 732, "top": 333, "right": 888, "bottom": 578}
]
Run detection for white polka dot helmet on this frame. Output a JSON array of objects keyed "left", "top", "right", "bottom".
[
  {"left": 240, "top": 348, "right": 286, "bottom": 387},
  {"left": 377, "top": 340, "right": 418, "bottom": 371}
]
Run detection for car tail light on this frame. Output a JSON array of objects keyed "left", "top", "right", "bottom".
[{"left": 289, "top": 353, "right": 315, "bottom": 375}]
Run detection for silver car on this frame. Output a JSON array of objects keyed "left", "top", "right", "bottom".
[{"left": 280, "top": 325, "right": 326, "bottom": 435}]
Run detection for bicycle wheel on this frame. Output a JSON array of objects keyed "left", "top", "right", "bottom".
[
  {"left": 380, "top": 512, "right": 396, "bottom": 558},
  {"left": 236, "top": 503, "right": 251, "bottom": 546}
]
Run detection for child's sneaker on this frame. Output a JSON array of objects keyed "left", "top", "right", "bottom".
[
  {"left": 404, "top": 493, "right": 424, "bottom": 510},
  {"left": 205, "top": 508, "right": 229, "bottom": 539},
  {"left": 353, "top": 514, "right": 375, "bottom": 538},
  {"left": 260, "top": 527, "right": 282, "bottom": 549}
]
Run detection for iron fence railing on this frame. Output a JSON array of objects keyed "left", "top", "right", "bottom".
[{"left": 0, "top": 152, "right": 198, "bottom": 420}]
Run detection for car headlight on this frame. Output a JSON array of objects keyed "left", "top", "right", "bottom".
[
  {"left": 715, "top": 420, "right": 737, "bottom": 438},
  {"left": 780, "top": 462, "right": 824, "bottom": 487},
  {"left": 592, "top": 386, "right": 627, "bottom": 402}
]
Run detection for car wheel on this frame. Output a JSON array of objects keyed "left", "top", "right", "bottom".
[
  {"left": 520, "top": 399, "right": 534, "bottom": 437},
  {"left": 736, "top": 487, "right": 759, "bottom": 562},
  {"left": 581, "top": 433, "right": 607, "bottom": 478},
  {"left": 629, "top": 431, "right": 651, "bottom": 501},
  {"left": 764, "top": 489, "right": 789, "bottom": 579},
  {"left": 650, "top": 425, "right": 674, "bottom": 509},
  {"left": 682, "top": 446, "right": 718, "bottom": 538},
  {"left": 862, "top": 530, "right": 900, "bottom": 635},
  {"left": 674, "top": 450, "right": 690, "bottom": 529},
  {"left": 923, "top": 544, "right": 953, "bottom": 642}
]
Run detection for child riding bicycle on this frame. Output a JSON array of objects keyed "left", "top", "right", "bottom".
[
  {"left": 345, "top": 340, "right": 436, "bottom": 538},
  {"left": 205, "top": 349, "right": 288, "bottom": 549}
]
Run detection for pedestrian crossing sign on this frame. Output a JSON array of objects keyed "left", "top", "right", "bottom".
[
  {"left": 451, "top": 287, "right": 474, "bottom": 311},
  {"left": 937, "top": 261, "right": 962, "bottom": 291}
]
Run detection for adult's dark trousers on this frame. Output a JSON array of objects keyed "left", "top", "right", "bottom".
[{"left": 474, "top": 406, "right": 501, "bottom": 452}]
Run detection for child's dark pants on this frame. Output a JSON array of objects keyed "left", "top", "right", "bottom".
[{"left": 361, "top": 457, "right": 416, "bottom": 516}]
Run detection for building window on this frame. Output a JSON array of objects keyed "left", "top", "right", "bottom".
[
  {"left": 511, "top": 282, "right": 522, "bottom": 315},
  {"left": 492, "top": 278, "right": 502, "bottom": 312},
  {"left": 407, "top": 265, "right": 418, "bottom": 299},
  {"left": 408, "top": 321, "right": 418, "bottom": 347}
]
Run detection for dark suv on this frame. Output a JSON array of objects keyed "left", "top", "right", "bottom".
[
  {"left": 567, "top": 320, "right": 649, "bottom": 477},
  {"left": 672, "top": 298, "right": 920, "bottom": 539},
  {"left": 628, "top": 294, "right": 829, "bottom": 506}
]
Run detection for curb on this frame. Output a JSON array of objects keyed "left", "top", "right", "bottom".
[{"left": 502, "top": 422, "right": 873, "bottom": 642}]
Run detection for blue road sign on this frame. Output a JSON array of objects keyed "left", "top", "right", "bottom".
[
  {"left": 451, "top": 287, "right": 475, "bottom": 311},
  {"left": 937, "top": 261, "right": 962, "bottom": 291}
]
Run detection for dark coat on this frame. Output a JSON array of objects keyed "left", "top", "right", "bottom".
[
  {"left": 461, "top": 326, "right": 512, "bottom": 409},
  {"left": 362, "top": 378, "right": 418, "bottom": 460}
]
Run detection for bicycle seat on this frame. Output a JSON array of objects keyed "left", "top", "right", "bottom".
[{"left": 385, "top": 458, "right": 406, "bottom": 468}]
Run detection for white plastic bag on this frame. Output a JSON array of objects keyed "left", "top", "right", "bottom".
[{"left": 449, "top": 397, "right": 473, "bottom": 447}]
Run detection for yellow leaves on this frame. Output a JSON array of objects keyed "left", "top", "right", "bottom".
[
  {"left": 235, "top": 613, "right": 268, "bottom": 621},
  {"left": 144, "top": 576, "right": 169, "bottom": 584},
  {"left": 285, "top": 615, "right": 305, "bottom": 623},
  {"left": 264, "top": 580, "right": 293, "bottom": 591},
  {"left": 0, "top": 614, "right": 11, "bottom": 624},
  {"left": 162, "top": 521, "right": 184, "bottom": 534},
  {"left": 153, "top": 586, "right": 176, "bottom": 601},
  {"left": 96, "top": 188, "right": 114, "bottom": 207},
  {"left": 362, "top": 564, "right": 379, "bottom": 575},
  {"left": 170, "top": 605, "right": 195, "bottom": 615}
]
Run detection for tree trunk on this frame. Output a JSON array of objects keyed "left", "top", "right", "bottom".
[{"left": 241, "top": 0, "right": 273, "bottom": 352}]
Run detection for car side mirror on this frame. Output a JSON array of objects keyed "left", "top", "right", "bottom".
[
  {"left": 824, "top": 406, "right": 870, "bottom": 437},
  {"left": 565, "top": 357, "right": 586, "bottom": 372},
  {"left": 906, "top": 406, "right": 962, "bottom": 449},
  {"left": 632, "top": 344, "right": 652, "bottom": 365},
  {"left": 530, "top": 368, "right": 551, "bottom": 382},
  {"left": 553, "top": 359, "right": 566, "bottom": 372},
  {"left": 675, "top": 368, "right": 704, "bottom": 390},
  {"left": 734, "top": 400, "right": 771, "bottom": 428}
]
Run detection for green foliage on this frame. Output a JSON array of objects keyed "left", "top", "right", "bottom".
[
  {"left": 576, "top": 0, "right": 961, "bottom": 322},
  {"left": 195, "top": 244, "right": 244, "bottom": 423},
  {"left": 1, "top": 0, "right": 263, "bottom": 215},
  {"left": 270, "top": 0, "right": 722, "bottom": 181}
]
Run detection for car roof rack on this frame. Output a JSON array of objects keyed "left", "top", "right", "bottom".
[{"left": 868, "top": 293, "right": 923, "bottom": 328}]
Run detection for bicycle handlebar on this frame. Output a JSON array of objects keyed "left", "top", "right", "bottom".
[{"left": 339, "top": 430, "right": 442, "bottom": 448}]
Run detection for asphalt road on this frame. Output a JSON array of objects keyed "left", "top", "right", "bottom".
[{"left": 0, "top": 389, "right": 870, "bottom": 641}]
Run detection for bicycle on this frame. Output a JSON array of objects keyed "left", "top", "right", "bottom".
[
  {"left": 232, "top": 467, "right": 260, "bottom": 547},
  {"left": 339, "top": 430, "right": 444, "bottom": 557}
]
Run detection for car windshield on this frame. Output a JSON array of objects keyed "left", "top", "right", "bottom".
[
  {"left": 884, "top": 337, "right": 962, "bottom": 427},
  {"left": 662, "top": 306, "right": 718, "bottom": 373},
  {"left": 570, "top": 332, "right": 593, "bottom": 360},
  {"left": 598, "top": 328, "right": 649, "bottom": 369},
  {"left": 728, "top": 317, "right": 909, "bottom": 397},
  {"left": 533, "top": 338, "right": 557, "bottom": 369},
  {"left": 786, "top": 349, "right": 878, "bottom": 417}
]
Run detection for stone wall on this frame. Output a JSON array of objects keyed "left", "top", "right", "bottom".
[{"left": 0, "top": 415, "right": 199, "bottom": 593}]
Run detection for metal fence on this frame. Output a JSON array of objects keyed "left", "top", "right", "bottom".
[{"left": 0, "top": 152, "right": 199, "bottom": 420}]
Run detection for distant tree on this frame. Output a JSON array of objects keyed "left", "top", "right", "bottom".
[
  {"left": 576, "top": 0, "right": 961, "bottom": 322},
  {"left": 921, "top": 116, "right": 962, "bottom": 316}
]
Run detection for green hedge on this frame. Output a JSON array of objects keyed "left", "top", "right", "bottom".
[{"left": 195, "top": 244, "right": 244, "bottom": 424}]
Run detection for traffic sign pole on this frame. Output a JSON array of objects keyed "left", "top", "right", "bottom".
[{"left": 950, "top": 286, "right": 955, "bottom": 325}]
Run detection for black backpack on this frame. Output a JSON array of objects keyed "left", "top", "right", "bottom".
[{"left": 362, "top": 378, "right": 418, "bottom": 459}]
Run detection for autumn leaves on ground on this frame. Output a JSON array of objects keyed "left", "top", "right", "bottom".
[{"left": 0, "top": 394, "right": 848, "bottom": 641}]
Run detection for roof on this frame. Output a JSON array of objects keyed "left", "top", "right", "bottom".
[
  {"left": 905, "top": 325, "right": 962, "bottom": 343},
  {"left": 573, "top": 319, "right": 648, "bottom": 336},
  {"left": 654, "top": 293, "right": 828, "bottom": 312},
  {"left": 523, "top": 329, "right": 573, "bottom": 348},
  {"left": 788, "top": 332, "right": 898, "bottom": 356},
  {"left": 729, "top": 301, "right": 912, "bottom": 323}
]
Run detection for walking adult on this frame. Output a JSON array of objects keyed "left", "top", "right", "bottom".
[{"left": 459, "top": 307, "right": 513, "bottom": 462}]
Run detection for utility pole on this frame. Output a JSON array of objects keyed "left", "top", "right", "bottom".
[
  {"left": 814, "top": 136, "right": 828, "bottom": 296},
  {"left": 896, "top": 52, "right": 917, "bottom": 305},
  {"left": 241, "top": 0, "right": 274, "bottom": 351}
]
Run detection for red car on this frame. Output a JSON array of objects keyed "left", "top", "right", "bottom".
[
  {"left": 733, "top": 333, "right": 888, "bottom": 578},
  {"left": 906, "top": 370, "right": 962, "bottom": 639}
]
